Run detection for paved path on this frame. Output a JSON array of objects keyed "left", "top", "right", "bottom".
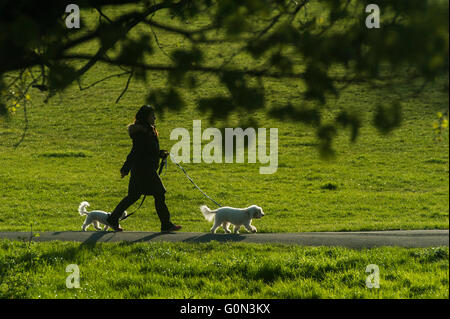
[{"left": 0, "top": 230, "right": 448, "bottom": 248}]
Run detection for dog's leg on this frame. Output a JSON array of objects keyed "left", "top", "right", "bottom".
[
  {"left": 103, "top": 225, "right": 109, "bottom": 231},
  {"left": 233, "top": 225, "right": 241, "bottom": 234},
  {"left": 244, "top": 222, "right": 257, "bottom": 233},
  {"left": 210, "top": 218, "right": 220, "bottom": 234},
  {"left": 210, "top": 224, "right": 220, "bottom": 234},
  {"left": 93, "top": 221, "right": 102, "bottom": 231},
  {"left": 82, "top": 216, "right": 91, "bottom": 231},
  {"left": 82, "top": 223, "right": 90, "bottom": 231},
  {"left": 222, "top": 222, "right": 231, "bottom": 234}
]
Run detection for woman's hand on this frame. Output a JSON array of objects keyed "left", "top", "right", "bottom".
[
  {"left": 120, "top": 170, "right": 128, "bottom": 178},
  {"left": 160, "top": 149, "right": 169, "bottom": 158}
]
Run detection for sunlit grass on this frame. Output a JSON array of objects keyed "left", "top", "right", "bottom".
[
  {"left": 0, "top": 4, "right": 448, "bottom": 300},
  {"left": 0, "top": 240, "right": 448, "bottom": 299},
  {"left": 0, "top": 5, "right": 448, "bottom": 233}
]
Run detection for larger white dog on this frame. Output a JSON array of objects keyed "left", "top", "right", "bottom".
[{"left": 200, "top": 205, "right": 265, "bottom": 234}]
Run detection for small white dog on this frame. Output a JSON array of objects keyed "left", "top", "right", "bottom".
[
  {"left": 78, "top": 201, "right": 127, "bottom": 231},
  {"left": 200, "top": 205, "right": 265, "bottom": 234}
]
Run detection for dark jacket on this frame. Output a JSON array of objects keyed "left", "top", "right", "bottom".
[{"left": 120, "top": 123, "right": 166, "bottom": 196}]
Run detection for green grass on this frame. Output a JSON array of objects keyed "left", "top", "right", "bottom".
[
  {"left": 0, "top": 69, "right": 448, "bottom": 233},
  {"left": 0, "top": 5, "right": 448, "bottom": 233},
  {"left": 0, "top": 4, "right": 448, "bottom": 300},
  {"left": 0, "top": 240, "right": 448, "bottom": 299}
]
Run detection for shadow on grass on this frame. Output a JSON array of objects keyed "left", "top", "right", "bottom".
[
  {"left": 131, "top": 232, "right": 167, "bottom": 243},
  {"left": 39, "top": 151, "right": 90, "bottom": 158},
  {"left": 35, "top": 232, "right": 114, "bottom": 264},
  {"left": 182, "top": 233, "right": 246, "bottom": 243},
  {"left": 81, "top": 231, "right": 113, "bottom": 245},
  {"left": 129, "top": 232, "right": 248, "bottom": 243}
]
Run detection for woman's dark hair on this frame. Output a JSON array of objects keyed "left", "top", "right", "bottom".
[
  {"left": 132, "top": 104, "right": 158, "bottom": 136},
  {"left": 134, "top": 104, "right": 155, "bottom": 125}
]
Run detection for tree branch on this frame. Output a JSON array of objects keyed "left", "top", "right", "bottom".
[
  {"left": 77, "top": 71, "right": 131, "bottom": 90},
  {"left": 115, "top": 70, "right": 134, "bottom": 104}
]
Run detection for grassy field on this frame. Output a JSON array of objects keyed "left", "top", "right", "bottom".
[
  {"left": 0, "top": 4, "right": 448, "bottom": 299},
  {"left": 0, "top": 7, "right": 448, "bottom": 233},
  {"left": 0, "top": 240, "right": 448, "bottom": 299}
]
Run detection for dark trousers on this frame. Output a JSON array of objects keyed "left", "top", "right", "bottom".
[{"left": 110, "top": 192, "right": 173, "bottom": 229}]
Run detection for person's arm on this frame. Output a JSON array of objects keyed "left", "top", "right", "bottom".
[
  {"left": 120, "top": 140, "right": 137, "bottom": 177},
  {"left": 159, "top": 149, "right": 169, "bottom": 158},
  {"left": 145, "top": 135, "right": 163, "bottom": 170}
]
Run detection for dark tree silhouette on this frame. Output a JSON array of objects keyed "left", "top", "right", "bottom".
[{"left": 0, "top": 0, "right": 448, "bottom": 154}]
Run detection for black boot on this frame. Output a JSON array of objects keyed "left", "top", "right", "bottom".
[
  {"left": 107, "top": 194, "right": 140, "bottom": 231},
  {"left": 161, "top": 224, "right": 182, "bottom": 232},
  {"left": 105, "top": 215, "right": 123, "bottom": 232},
  {"left": 155, "top": 194, "right": 181, "bottom": 232}
]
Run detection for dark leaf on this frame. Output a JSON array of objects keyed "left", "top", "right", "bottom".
[
  {"left": 336, "top": 110, "right": 361, "bottom": 142},
  {"left": 146, "top": 87, "right": 185, "bottom": 118},
  {"left": 268, "top": 103, "right": 321, "bottom": 126},
  {"left": 48, "top": 63, "right": 77, "bottom": 91},
  {"left": 197, "top": 96, "right": 236, "bottom": 122},
  {"left": 373, "top": 101, "right": 402, "bottom": 134}
]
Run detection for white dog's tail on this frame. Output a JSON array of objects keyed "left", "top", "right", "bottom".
[
  {"left": 78, "top": 201, "right": 90, "bottom": 216},
  {"left": 200, "top": 205, "right": 216, "bottom": 222}
]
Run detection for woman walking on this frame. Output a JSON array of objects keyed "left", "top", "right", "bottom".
[{"left": 106, "top": 105, "right": 181, "bottom": 232}]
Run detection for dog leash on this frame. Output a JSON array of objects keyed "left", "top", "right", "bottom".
[
  {"left": 168, "top": 153, "right": 222, "bottom": 208},
  {"left": 120, "top": 195, "right": 146, "bottom": 221},
  {"left": 122, "top": 153, "right": 222, "bottom": 221},
  {"left": 156, "top": 152, "right": 222, "bottom": 207}
]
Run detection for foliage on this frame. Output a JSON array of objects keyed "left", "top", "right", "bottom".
[{"left": 0, "top": 0, "right": 448, "bottom": 154}]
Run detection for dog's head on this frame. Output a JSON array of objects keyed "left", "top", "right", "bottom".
[{"left": 247, "top": 205, "right": 265, "bottom": 219}]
